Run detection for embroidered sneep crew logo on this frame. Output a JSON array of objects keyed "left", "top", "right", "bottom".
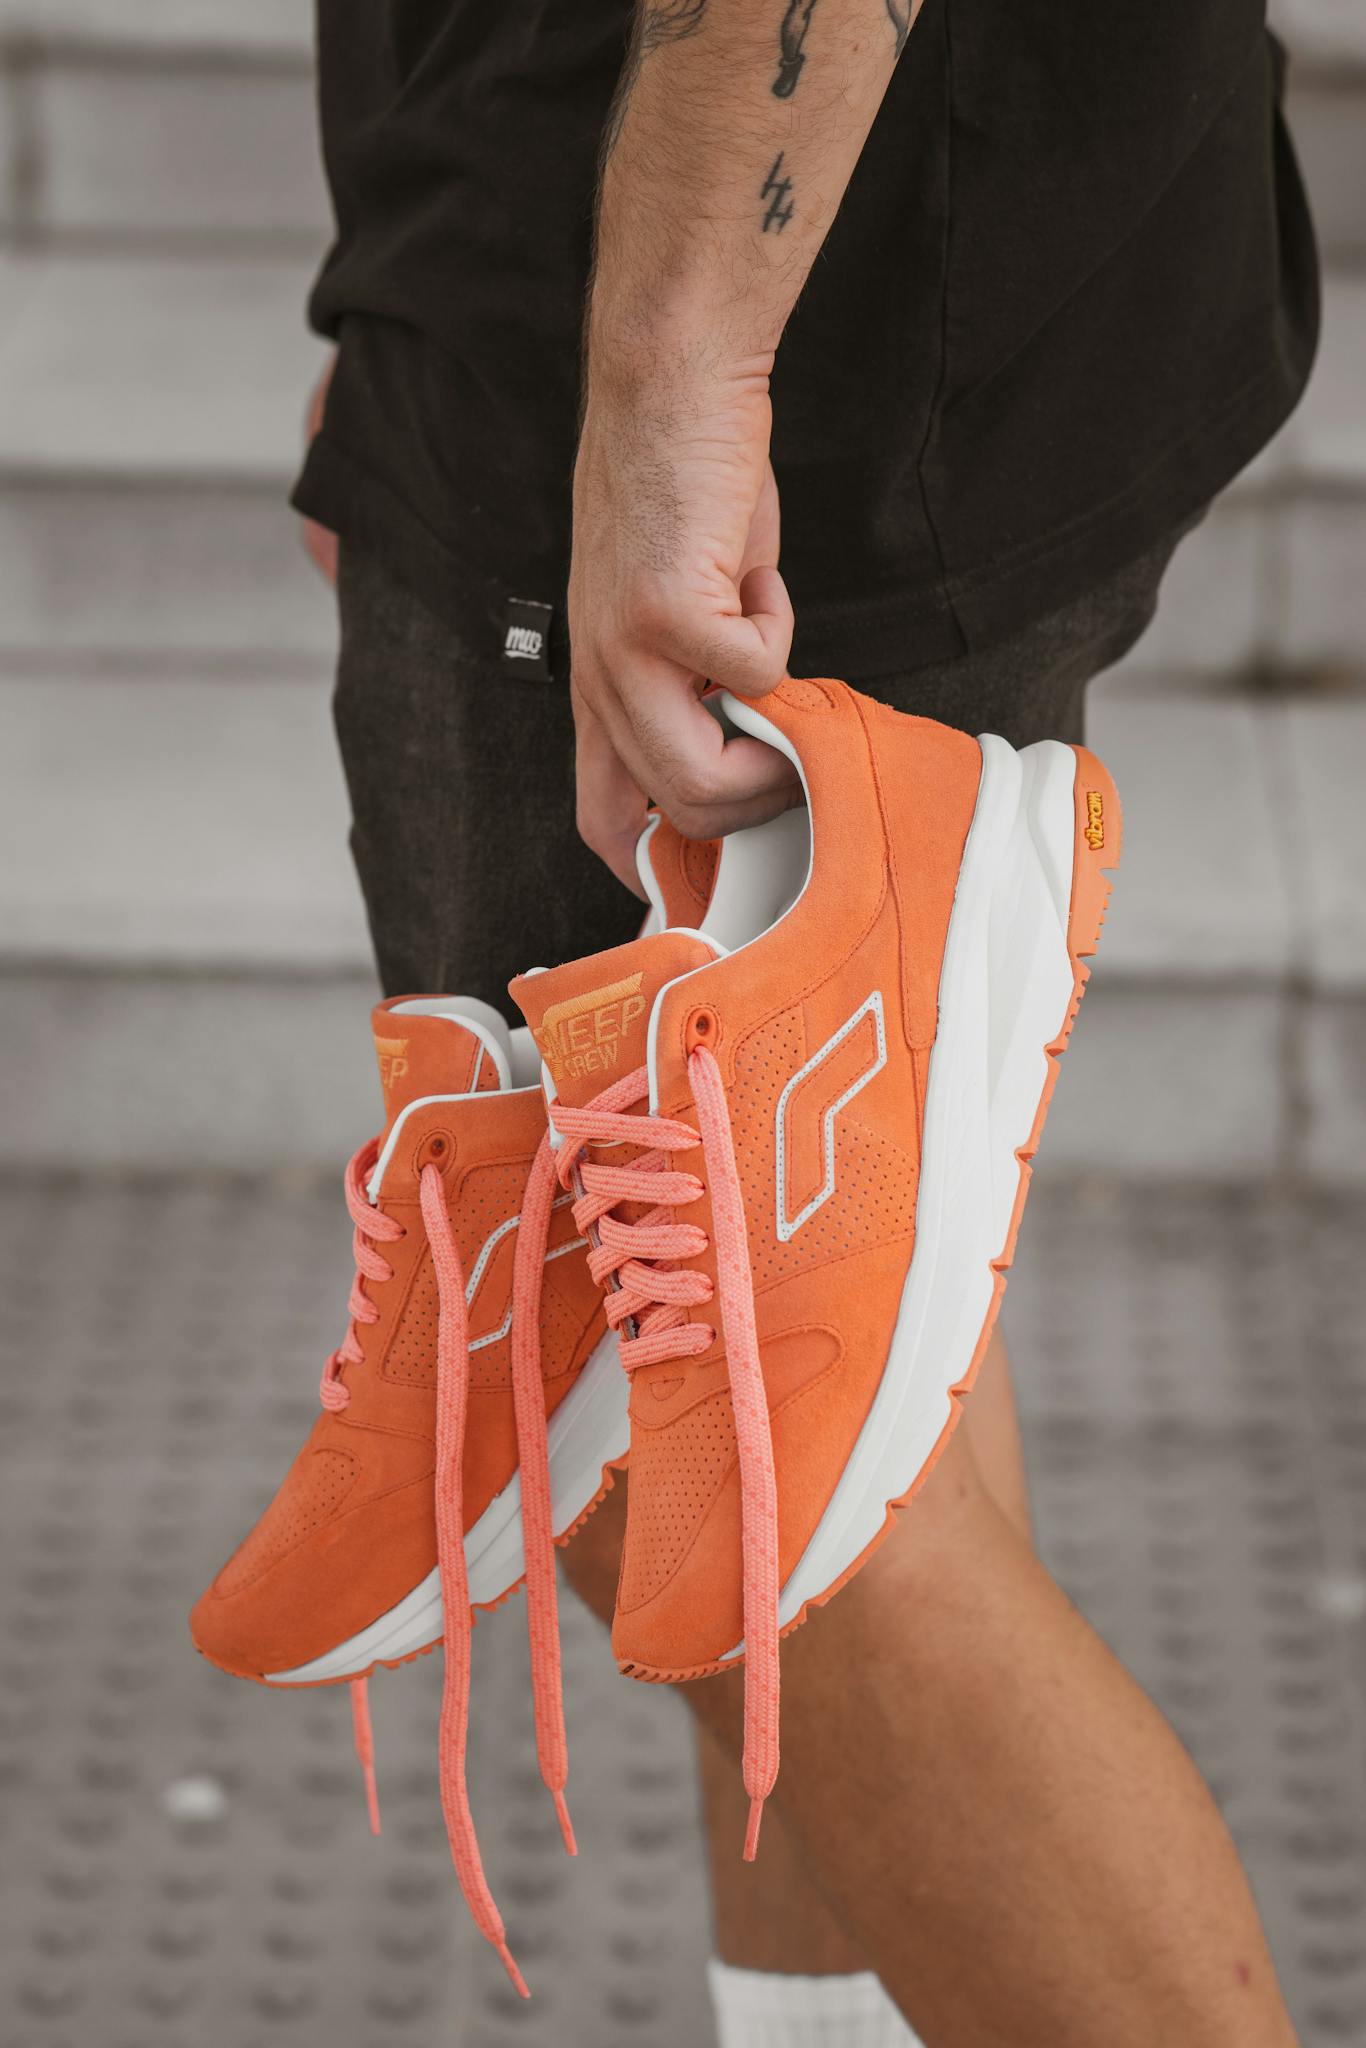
[
  {"left": 374, "top": 1036, "right": 410, "bottom": 1093},
  {"left": 1084, "top": 790, "right": 1105, "bottom": 850},
  {"left": 500, "top": 598, "right": 554, "bottom": 682},
  {"left": 533, "top": 974, "right": 647, "bottom": 1085},
  {"left": 775, "top": 992, "right": 887, "bottom": 1241}
]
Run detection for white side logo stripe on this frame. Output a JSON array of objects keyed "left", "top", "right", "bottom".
[
  {"left": 466, "top": 1192, "right": 584, "bottom": 1353},
  {"left": 774, "top": 991, "right": 886, "bottom": 1242}
]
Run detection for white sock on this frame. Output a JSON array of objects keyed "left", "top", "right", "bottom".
[{"left": 707, "top": 1960, "right": 926, "bottom": 2047}]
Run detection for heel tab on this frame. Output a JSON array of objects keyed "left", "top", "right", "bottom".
[{"left": 1068, "top": 747, "right": 1122, "bottom": 961}]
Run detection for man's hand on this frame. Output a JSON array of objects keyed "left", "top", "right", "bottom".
[
  {"left": 570, "top": 348, "right": 800, "bottom": 892},
  {"left": 570, "top": 0, "right": 912, "bottom": 886},
  {"left": 301, "top": 353, "right": 338, "bottom": 586}
]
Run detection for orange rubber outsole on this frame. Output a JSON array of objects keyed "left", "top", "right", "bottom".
[
  {"left": 620, "top": 745, "right": 1123, "bottom": 1686},
  {"left": 192, "top": 1451, "right": 629, "bottom": 1692}
]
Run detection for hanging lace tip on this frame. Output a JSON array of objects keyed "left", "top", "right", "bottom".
[
  {"left": 362, "top": 1764, "right": 382, "bottom": 1837},
  {"left": 495, "top": 1940, "right": 531, "bottom": 2000},
  {"left": 349, "top": 1676, "right": 381, "bottom": 1836},
  {"left": 743, "top": 1794, "right": 765, "bottom": 1862},
  {"left": 552, "top": 1785, "right": 577, "bottom": 1857}
]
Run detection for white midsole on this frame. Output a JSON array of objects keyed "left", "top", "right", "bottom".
[
  {"left": 264, "top": 1326, "right": 628, "bottom": 1684},
  {"left": 722, "top": 736, "right": 1080, "bottom": 1659}
]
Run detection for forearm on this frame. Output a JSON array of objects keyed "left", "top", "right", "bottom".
[
  {"left": 590, "top": 0, "right": 916, "bottom": 379},
  {"left": 569, "top": 0, "right": 916, "bottom": 873}
]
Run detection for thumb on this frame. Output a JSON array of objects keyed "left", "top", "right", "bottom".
[{"left": 699, "top": 563, "right": 794, "bottom": 701}]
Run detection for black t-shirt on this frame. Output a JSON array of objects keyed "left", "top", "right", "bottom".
[{"left": 293, "top": 0, "right": 1318, "bottom": 681}]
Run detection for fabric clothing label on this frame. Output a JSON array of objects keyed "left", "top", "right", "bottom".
[{"left": 500, "top": 598, "right": 554, "bottom": 681}]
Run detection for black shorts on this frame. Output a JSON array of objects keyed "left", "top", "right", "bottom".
[{"left": 333, "top": 531, "right": 1190, "bottom": 1015}]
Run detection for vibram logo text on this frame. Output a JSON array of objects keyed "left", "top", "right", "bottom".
[
  {"left": 533, "top": 974, "right": 646, "bottom": 1084},
  {"left": 1084, "top": 790, "right": 1105, "bottom": 851}
]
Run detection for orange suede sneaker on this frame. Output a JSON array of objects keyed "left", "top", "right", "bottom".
[
  {"left": 191, "top": 826, "right": 712, "bottom": 1993},
  {"left": 192, "top": 994, "right": 625, "bottom": 1987},
  {"left": 510, "top": 678, "right": 1121, "bottom": 1854}
]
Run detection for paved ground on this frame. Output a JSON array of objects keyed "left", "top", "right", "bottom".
[{"left": 1, "top": 1171, "right": 1364, "bottom": 2048}]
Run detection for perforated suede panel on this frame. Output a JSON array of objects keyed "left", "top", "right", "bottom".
[
  {"left": 777, "top": 679, "right": 833, "bottom": 712},
  {"left": 383, "top": 1254, "right": 441, "bottom": 1389},
  {"left": 381, "top": 1162, "right": 593, "bottom": 1394},
  {"left": 618, "top": 1391, "right": 736, "bottom": 1613},
  {"left": 217, "top": 1448, "right": 358, "bottom": 1593},
  {"left": 731, "top": 1011, "right": 918, "bottom": 1289},
  {"left": 381, "top": 1160, "right": 528, "bottom": 1392},
  {"left": 681, "top": 838, "right": 716, "bottom": 911},
  {"left": 455, "top": 1160, "right": 534, "bottom": 1267}
]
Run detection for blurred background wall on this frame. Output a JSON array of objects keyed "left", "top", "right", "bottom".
[{"left": 0, "top": 0, "right": 1362, "bottom": 1179}]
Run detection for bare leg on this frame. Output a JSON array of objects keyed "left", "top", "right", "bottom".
[
  {"left": 568, "top": 1336, "right": 1033, "bottom": 1980},
  {"left": 682, "top": 1432, "right": 1294, "bottom": 2044},
  {"left": 698, "top": 1333, "right": 1033, "bottom": 1976},
  {"left": 562, "top": 1331, "right": 1296, "bottom": 2043}
]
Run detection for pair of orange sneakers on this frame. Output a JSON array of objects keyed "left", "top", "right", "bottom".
[{"left": 192, "top": 678, "right": 1121, "bottom": 1992}]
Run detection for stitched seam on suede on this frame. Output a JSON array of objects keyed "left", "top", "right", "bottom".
[
  {"left": 856, "top": 689, "right": 918, "bottom": 1054},
  {"left": 752, "top": 1128, "right": 918, "bottom": 1304},
  {"left": 378, "top": 1239, "right": 437, "bottom": 1387},
  {"left": 776, "top": 996, "right": 886, "bottom": 1240},
  {"left": 540, "top": 1286, "right": 608, "bottom": 1383},
  {"left": 726, "top": 683, "right": 890, "bottom": 1077},
  {"left": 213, "top": 1466, "right": 437, "bottom": 1595},
  {"left": 379, "top": 1147, "right": 539, "bottom": 1385},
  {"left": 630, "top": 1321, "right": 840, "bottom": 1434},
  {"left": 334, "top": 1414, "right": 440, "bottom": 1447},
  {"left": 617, "top": 1333, "right": 843, "bottom": 1615},
  {"left": 855, "top": 689, "right": 975, "bottom": 1055}
]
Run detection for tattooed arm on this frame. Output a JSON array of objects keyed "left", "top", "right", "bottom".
[{"left": 570, "top": 0, "right": 919, "bottom": 883}]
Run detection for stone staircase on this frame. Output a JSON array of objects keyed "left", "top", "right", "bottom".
[{"left": 1, "top": 0, "right": 1363, "bottom": 1177}]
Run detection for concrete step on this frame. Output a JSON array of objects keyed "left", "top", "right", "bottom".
[
  {"left": 0, "top": 250, "right": 324, "bottom": 477},
  {"left": 0, "top": 0, "right": 310, "bottom": 56},
  {"left": 35, "top": 248, "right": 1341, "bottom": 503},
  {"left": 1287, "top": 77, "right": 1366, "bottom": 262},
  {"left": 0, "top": 19, "right": 1360, "bottom": 260},
  {"left": 18, "top": 51, "right": 327, "bottom": 249},
  {"left": 0, "top": 477, "right": 335, "bottom": 664},
  {"left": 6, "top": 964, "right": 1360, "bottom": 1185},
  {"left": 0, "top": 248, "right": 1362, "bottom": 672},
  {"left": 1275, "top": 0, "right": 1366, "bottom": 71},
  {"left": 0, "top": 249, "right": 332, "bottom": 662},
  {"left": 0, "top": 668, "right": 368, "bottom": 968},
  {"left": 5, "top": 656, "right": 1362, "bottom": 985},
  {"left": 1, "top": 0, "right": 1356, "bottom": 68}
]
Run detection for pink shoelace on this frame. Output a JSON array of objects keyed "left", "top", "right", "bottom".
[
  {"left": 318, "top": 1136, "right": 574, "bottom": 1998},
  {"left": 548, "top": 1049, "right": 781, "bottom": 1859}
]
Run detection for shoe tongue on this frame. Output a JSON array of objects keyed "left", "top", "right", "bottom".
[
  {"left": 370, "top": 998, "right": 509, "bottom": 1126},
  {"left": 509, "top": 930, "right": 720, "bottom": 1109}
]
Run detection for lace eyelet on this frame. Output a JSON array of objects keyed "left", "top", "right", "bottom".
[
  {"left": 684, "top": 1007, "right": 720, "bottom": 1055},
  {"left": 415, "top": 1130, "right": 456, "bottom": 1175}
]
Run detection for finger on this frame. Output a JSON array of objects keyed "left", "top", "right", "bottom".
[
  {"left": 306, "top": 352, "right": 336, "bottom": 441},
  {"left": 572, "top": 685, "right": 650, "bottom": 897},
  {"left": 592, "top": 655, "right": 800, "bottom": 842},
  {"left": 662, "top": 775, "right": 805, "bottom": 845},
  {"left": 302, "top": 517, "right": 338, "bottom": 587},
  {"left": 685, "top": 563, "right": 794, "bottom": 701}
]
